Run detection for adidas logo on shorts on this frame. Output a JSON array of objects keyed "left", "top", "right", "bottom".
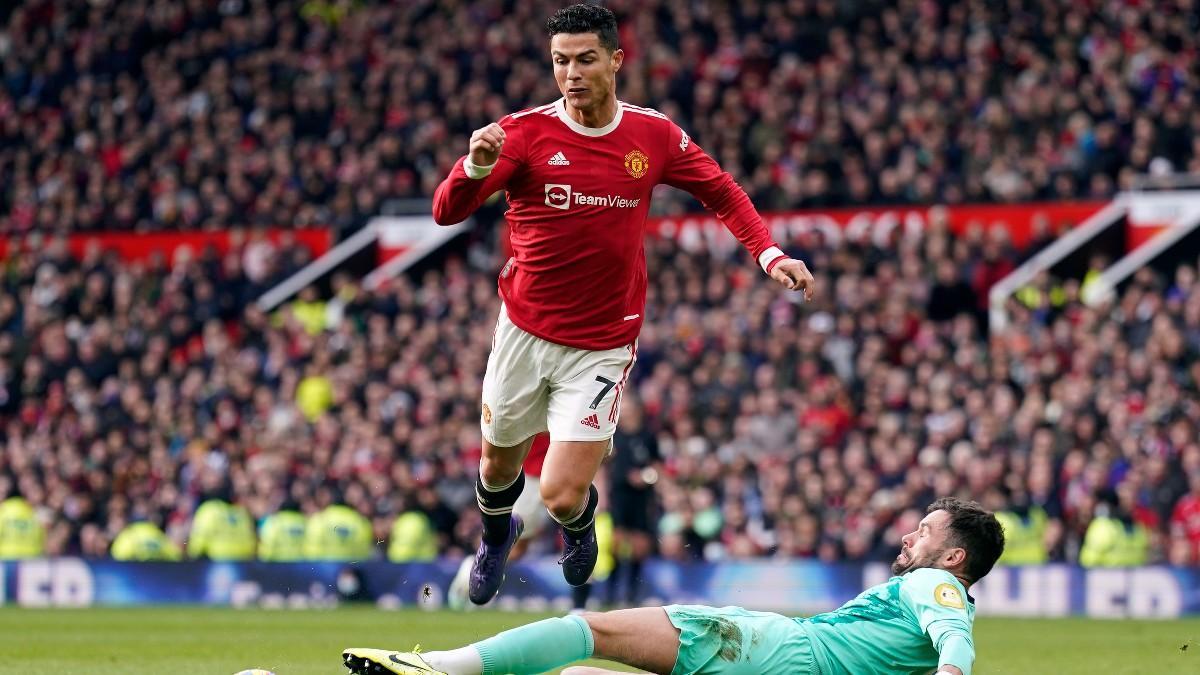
[
  {"left": 548, "top": 151, "right": 570, "bottom": 166},
  {"left": 580, "top": 413, "right": 600, "bottom": 429}
]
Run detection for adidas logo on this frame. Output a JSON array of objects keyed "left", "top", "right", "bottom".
[
  {"left": 580, "top": 413, "right": 600, "bottom": 429},
  {"left": 548, "top": 151, "right": 570, "bottom": 166}
]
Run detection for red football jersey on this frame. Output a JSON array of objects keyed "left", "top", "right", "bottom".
[{"left": 433, "top": 98, "right": 787, "bottom": 350}]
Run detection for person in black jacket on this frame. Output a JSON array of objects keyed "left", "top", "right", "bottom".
[
  {"left": 606, "top": 398, "right": 661, "bottom": 606},
  {"left": 927, "top": 258, "right": 976, "bottom": 323}
]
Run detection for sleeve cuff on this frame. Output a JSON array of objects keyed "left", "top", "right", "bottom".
[
  {"left": 463, "top": 157, "right": 497, "bottom": 179},
  {"left": 938, "top": 634, "right": 975, "bottom": 675},
  {"left": 757, "top": 245, "right": 788, "bottom": 274}
]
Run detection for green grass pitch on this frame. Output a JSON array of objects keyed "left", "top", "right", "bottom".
[{"left": 0, "top": 607, "right": 1197, "bottom": 674}]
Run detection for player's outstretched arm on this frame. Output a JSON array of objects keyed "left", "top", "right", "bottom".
[
  {"left": 660, "top": 122, "right": 814, "bottom": 300},
  {"left": 431, "top": 121, "right": 520, "bottom": 226}
]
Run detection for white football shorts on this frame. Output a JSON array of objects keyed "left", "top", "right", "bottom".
[{"left": 480, "top": 304, "right": 637, "bottom": 448}]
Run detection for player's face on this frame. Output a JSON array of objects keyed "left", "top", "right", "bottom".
[
  {"left": 551, "top": 33, "right": 623, "bottom": 112},
  {"left": 892, "top": 509, "right": 956, "bottom": 575}
]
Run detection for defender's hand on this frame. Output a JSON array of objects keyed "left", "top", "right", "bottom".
[
  {"left": 469, "top": 123, "right": 506, "bottom": 167},
  {"left": 770, "top": 258, "right": 815, "bottom": 301}
]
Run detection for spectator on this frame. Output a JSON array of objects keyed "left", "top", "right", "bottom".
[
  {"left": 1170, "top": 472, "right": 1200, "bottom": 564},
  {"left": 189, "top": 497, "right": 257, "bottom": 561},
  {"left": 927, "top": 259, "right": 976, "bottom": 323},
  {"left": 111, "top": 520, "right": 183, "bottom": 562},
  {"left": 1080, "top": 491, "right": 1150, "bottom": 568},
  {"left": 258, "top": 507, "right": 309, "bottom": 562},
  {"left": 295, "top": 362, "right": 334, "bottom": 422},
  {"left": 304, "top": 501, "right": 373, "bottom": 562},
  {"left": 608, "top": 399, "right": 661, "bottom": 605},
  {"left": 388, "top": 511, "right": 438, "bottom": 563},
  {"left": 0, "top": 495, "right": 45, "bottom": 559},
  {"left": 989, "top": 487, "right": 1050, "bottom": 566}
]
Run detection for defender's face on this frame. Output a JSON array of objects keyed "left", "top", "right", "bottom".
[
  {"left": 892, "top": 509, "right": 953, "bottom": 575},
  {"left": 551, "top": 32, "right": 622, "bottom": 111}
]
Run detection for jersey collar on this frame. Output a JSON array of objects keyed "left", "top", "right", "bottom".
[{"left": 555, "top": 97, "right": 623, "bottom": 137}]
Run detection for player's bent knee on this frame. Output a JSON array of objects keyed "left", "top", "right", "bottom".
[
  {"left": 480, "top": 463, "right": 521, "bottom": 488},
  {"left": 541, "top": 481, "right": 587, "bottom": 520},
  {"left": 480, "top": 448, "right": 524, "bottom": 487},
  {"left": 582, "top": 610, "right": 634, "bottom": 642},
  {"left": 582, "top": 608, "right": 679, "bottom": 674}
]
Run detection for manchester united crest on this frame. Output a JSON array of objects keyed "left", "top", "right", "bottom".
[
  {"left": 482, "top": 403, "right": 493, "bottom": 425},
  {"left": 624, "top": 150, "right": 649, "bottom": 179}
]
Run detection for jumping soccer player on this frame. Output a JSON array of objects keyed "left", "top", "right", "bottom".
[
  {"left": 344, "top": 498, "right": 1004, "bottom": 675},
  {"left": 435, "top": 3, "right": 814, "bottom": 606}
]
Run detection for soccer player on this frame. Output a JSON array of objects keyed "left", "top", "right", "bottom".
[
  {"left": 436, "top": 3, "right": 815, "bottom": 606},
  {"left": 343, "top": 498, "right": 1004, "bottom": 675}
]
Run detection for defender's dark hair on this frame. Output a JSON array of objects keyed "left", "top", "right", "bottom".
[
  {"left": 547, "top": 4, "right": 619, "bottom": 53},
  {"left": 928, "top": 497, "right": 1006, "bottom": 583}
]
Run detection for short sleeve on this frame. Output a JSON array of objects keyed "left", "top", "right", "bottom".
[
  {"left": 900, "top": 569, "right": 969, "bottom": 626},
  {"left": 900, "top": 569, "right": 976, "bottom": 675}
]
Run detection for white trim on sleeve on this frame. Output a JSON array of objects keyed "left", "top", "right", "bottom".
[
  {"left": 463, "top": 157, "right": 497, "bottom": 179},
  {"left": 757, "top": 245, "right": 787, "bottom": 273}
]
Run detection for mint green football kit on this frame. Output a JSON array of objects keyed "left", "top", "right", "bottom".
[{"left": 666, "top": 567, "right": 976, "bottom": 675}]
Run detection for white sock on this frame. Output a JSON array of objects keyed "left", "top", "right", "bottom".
[{"left": 422, "top": 646, "right": 483, "bottom": 675}]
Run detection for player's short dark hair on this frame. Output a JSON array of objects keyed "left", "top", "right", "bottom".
[
  {"left": 928, "top": 497, "right": 1005, "bottom": 583},
  {"left": 546, "top": 4, "right": 619, "bottom": 53}
]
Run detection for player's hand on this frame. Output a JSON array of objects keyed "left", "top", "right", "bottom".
[
  {"left": 469, "top": 122, "right": 506, "bottom": 167},
  {"left": 770, "top": 258, "right": 815, "bottom": 301}
]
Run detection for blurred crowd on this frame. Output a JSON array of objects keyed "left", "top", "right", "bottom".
[
  {"left": 5, "top": 0, "right": 1200, "bottom": 235},
  {"left": 2, "top": 213, "right": 1200, "bottom": 570},
  {"left": 3, "top": 0, "right": 1200, "bottom": 584}
]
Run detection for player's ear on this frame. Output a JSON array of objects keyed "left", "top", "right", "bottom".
[
  {"left": 945, "top": 546, "right": 967, "bottom": 569},
  {"left": 611, "top": 48, "right": 624, "bottom": 72}
]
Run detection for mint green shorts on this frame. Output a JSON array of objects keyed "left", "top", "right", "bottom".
[{"left": 664, "top": 605, "right": 819, "bottom": 675}]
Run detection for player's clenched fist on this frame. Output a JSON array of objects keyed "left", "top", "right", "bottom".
[
  {"left": 469, "top": 123, "right": 506, "bottom": 167},
  {"left": 770, "top": 258, "right": 816, "bottom": 301}
]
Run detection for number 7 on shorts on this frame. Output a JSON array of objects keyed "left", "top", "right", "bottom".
[{"left": 589, "top": 375, "right": 617, "bottom": 410}]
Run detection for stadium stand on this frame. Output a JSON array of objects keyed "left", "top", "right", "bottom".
[
  {"left": 4, "top": 0, "right": 1200, "bottom": 235},
  {"left": 1, "top": 0, "right": 1199, "bottom": 572},
  {"left": 1, "top": 218, "right": 1198, "bottom": 567}
]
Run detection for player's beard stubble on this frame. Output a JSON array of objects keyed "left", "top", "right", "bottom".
[{"left": 891, "top": 544, "right": 942, "bottom": 576}]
